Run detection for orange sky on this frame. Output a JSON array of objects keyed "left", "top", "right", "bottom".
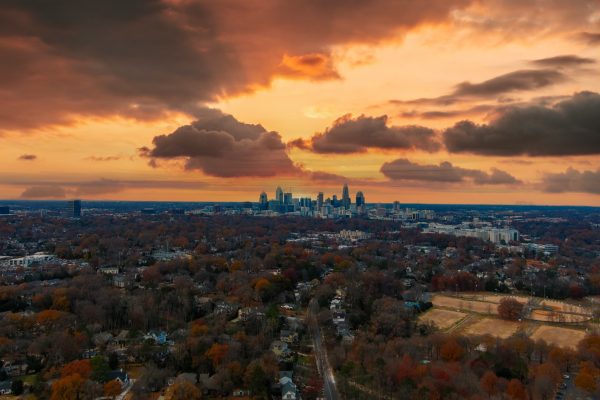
[{"left": 1, "top": 1, "right": 599, "bottom": 205}]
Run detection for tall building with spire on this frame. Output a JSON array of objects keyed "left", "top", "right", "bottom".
[
  {"left": 342, "top": 183, "right": 351, "bottom": 209},
  {"left": 275, "top": 186, "right": 283, "bottom": 204}
]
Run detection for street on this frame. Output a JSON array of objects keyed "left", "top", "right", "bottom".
[{"left": 309, "top": 298, "right": 340, "bottom": 400}]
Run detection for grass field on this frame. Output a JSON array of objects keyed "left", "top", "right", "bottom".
[
  {"left": 420, "top": 309, "right": 467, "bottom": 330},
  {"left": 530, "top": 325, "right": 587, "bottom": 349},
  {"left": 463, "top": 317, "right": 520, "bottom": 338}
]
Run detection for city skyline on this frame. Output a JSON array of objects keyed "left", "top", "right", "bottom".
[{"left": 0, "top": 1, "right": 599, "bottom": 205}]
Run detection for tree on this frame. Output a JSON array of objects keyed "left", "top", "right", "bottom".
[
  {"left": 90, "top": 355, "right": 110, "bottom": 382},
  {"left": 61, "top": 359, "right": 92, "bottom": 379},
  {"left": 11, "top": 379, "right": 24, "bottom": 395},
  {"left": 103, "top": 380, "right": 122, "bottom": 398},
  {"left": 205, "top": 343, "right": 229, "bottom": 369},
  {"left": 498, "top": 298, "right": 523, "bottom": 320},
  {"left": 440, "top": 338, "right": 464, "bottom": 361},
  {"left": 480, "top": 371, "right": 498, "bottom": 397},
  {"left": 51, "top": 374, "right": 85, "bottom": 400},
  {"left": 171, "top": 379, "right": 202, "bottom": 400},
  {"left": 506, "top": 379, "right": 528, "bottom": 400}
]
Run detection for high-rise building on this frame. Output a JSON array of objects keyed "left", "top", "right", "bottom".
[
  {"left": 342, "top": 183, "right": 351, "bottom": 209},
  {"left": 284, "top": 192, "right": 293, "bottom": 205},
  {"left": 259, "top": 191, "right": 268, "bottom": 210},
  {"left": 332, "top": 195, "right": 338, "bottom": 207},
  {"left": 356, "top": 191, "right": 365, "bottom": 207},
  {"left": 275, "top": 186, "right": 284, "bottom": 204},
  {"left": 317, "top": 192, "right": 324, "bottom": 209},
  {"left": 393, "top": 200, "right": 400, "bottom": 211},
  {"left": 71, "top": 199, "right": 82, "bottom": 218}
]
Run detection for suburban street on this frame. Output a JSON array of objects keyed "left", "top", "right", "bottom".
[{"left": 309, "top": 298, "right": 340, "bottom": 400}]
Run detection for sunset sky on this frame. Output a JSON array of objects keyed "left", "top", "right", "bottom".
[{"left": 1, "top": 0, "right": 599, "bottom": 205}]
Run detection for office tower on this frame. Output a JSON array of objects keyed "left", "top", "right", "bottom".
[
  {"left": 393, "top": 200, "right": 400, "bottom": 211},
  {"left": 259, "top": 191, "right": 268, "bottom": 210},
  {"left": 0, "top": 206, "right": 8, "bottom": 215},
  {"left": 342, "top": 183, "right": 351, "bottom": 209},
  {"left": 355, "top": 191, "right": 365, "bottom": 207},
  {"left": 332, "top": 195, "right": 338, "bottom": 207},
  {"left": 317, "top": 192, "right": 324, "bottom": 209},
  {"left": 284, "top": 192, "right": 293, "bottom": 205},
  {"left": 276, "top": 186, "right": 283, "bottom": 204},
  {"left": 71, "top": 199, "right": 82, "bottom": 218}
]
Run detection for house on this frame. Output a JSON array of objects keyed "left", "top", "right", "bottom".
[
  {"left": 270, "top": 340, "right": 289, "bottom": 357},
  {"left": 2, "top": 360, "right": 27, "bottom": 377},
  {"left": 279, "top": 371, "right": 298, "bottom": 400},
  {"left": 144, "top": 331, "right": 168, "bottom": 345},
  {"left": 0, "top": 381, "right": 11, "bottom": 395},
  {"left": 232, "top": 388, "right": 250, "bottom": 397},
  {"left": 113, "top": 274, "right": 131, "bottom": 288},
  {"left": 105, "top": 369, "right": 129, "bottom": 386},
  {"left": 98, "top": 266, "right": 120, "bottom": 275}
]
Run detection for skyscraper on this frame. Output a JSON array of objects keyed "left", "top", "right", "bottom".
[
  {"left": 276, "top": 186, "right": 283, "bottom": 204},
  {"left": 284, "top": 192, "right": 293, "bottom": 205},
  {"left": 71, "top": 199, "right": 82, "bottom": 218},
  {"left": 259, "top": 192, "right": 268, "bottom": 210},
  {"left": 317, "top": 192, "right": 324, "bottom": 209},
  {"left": 342, "top": 183, "right": 351, "bottom": 209},
  {"left": 356, "top": 191, "right": 365, "bottom": 207}
]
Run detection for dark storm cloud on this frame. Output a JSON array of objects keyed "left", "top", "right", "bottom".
[
  {"left": 18, "top": 154, "right": 37, "bottom": 161},
  {"left": 144, "top": 109, "right": 299, "bottom": 177},
  {"left": 20, "top": 186, "right": 67, "bottom": 199},
  {"left": 530, "top": 55, "right": 596, "bottom": 68},
  {"left": 542, "top": 168, "right": 600, "bottom": 194},
  {"left": 290, "top": 114, "right": 440, "bottom": 154},
  {"left": 453, "top": 69, "right": 567, "bottom": 97},
  {"left": 0, "top": 0, "right": 473, "bottom": 131},
  {"left": 388, "top": 69, "right": 567, "bottom": 107},
  {"left": 443, "top": 91, "right": 600, "bottom": 156},
  {"left": 380, "top": 158, "right": 520, "bottom": 185}
]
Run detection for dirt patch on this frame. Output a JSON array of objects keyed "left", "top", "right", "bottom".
[
  {"left": 530, "top": 325, "right": 587, "bottom": 349},
  {"left": 463, "top": 317, "right": 520, "bottom": 338},
  {"left": 432, "top": 295, "right": 498, "bottom": 314},
  {"left": 419, "top": 308, "right": 467, "bottom": 330}
]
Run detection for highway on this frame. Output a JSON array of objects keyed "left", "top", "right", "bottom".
[{"left": 309, "top": 298, "right": 340, "bottom": 400}]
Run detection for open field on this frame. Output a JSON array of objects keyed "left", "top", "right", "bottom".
[
  {"left": 530, "top": 309, "right": 590, "bottom": 323},
  {"left": 463, "top": 318, "right": 520, "bottom": 339},
  {"left": 540, "top": 299, "right": 591, "bottom": 316},
  {"left": 419, "top": 308, "right": 467, "bottom": 330},
  {"left": 530, "top": 325, "right": 587, "bottom": 350},
  {"left": 432, "top": 295, "right": 498, "bottom": 314}
]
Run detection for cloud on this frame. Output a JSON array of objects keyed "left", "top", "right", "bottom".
[
  {"left": 85, "top": 155, "right": 122, "bottom": 162},
  {"left": 542, "top": 167, "right": 600, "bottom": 194},
  {"left": 576, "top": 32, "right": 600, "bottom": 45},
  {"left": 380, "top": 158, "right": 520, "bottom": 184},
  {"left": 389, "top": 69, "right": 567, "bottom": 108},
  {"left": 443, "top": 91, "right": 600, "bottom": 156},
  {"left": 16, "top": 178, "right": 208, "bottom": 198},
  {"left": 0, "top": 0, "right": 473, "bottom": 131},
  {"left": 20, "top": 185, "right": 67, "bottom": 199},
  {"left": 453, "top": 69, "right": 567, "bottom": 98},
  {"left": 530, "top": 55, "right": 595, "bottom": 68},
  {"left": 290, "top": 114, "right": 440, "bottom": 154},
  {"left": 18, "top": 154, "right": 37, "bottom": 161},
  {"left": 399, "top": 104, "right": 496, "bottom": 119},
  {"left": 143, "top": 108, "right": 300, "bottom": 177},
  {"left": 277, "top": 53, "right": 340, "bottom": 81}
]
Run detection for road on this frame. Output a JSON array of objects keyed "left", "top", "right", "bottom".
[{"left": 309, "top": 298, "right": 340, "bottom": 400}]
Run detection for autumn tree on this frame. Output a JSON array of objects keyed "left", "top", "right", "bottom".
[
  {"left": 205, "top": 343, "right": 229, "bottom": 369},
  {"left": 103, "top": 380, "right": 122, "bottom": 398},
  {"left": 61, "top": 359, "right": 92, "bottom": 379},
  {"left": 440, "top": 338, "right": 464, "bottom": 362},
  {"left": 171, "top": 379, "right": 202, "bottom": 400},
  {"left": 498, "top": 298, "right": 524, "bottom": 320},
  {"left": 506, "top": 379, "right": 528, "bottom": 400},
  {"left": 51, "top": 374, "right": 85, "bottom": 400},
  {"left": 480, "top": 371, "right": 498, "bottom": 397}
]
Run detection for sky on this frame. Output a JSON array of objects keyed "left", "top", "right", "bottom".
[{"left": 1, "top": 0, "right": 599, "bottom": 205}]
